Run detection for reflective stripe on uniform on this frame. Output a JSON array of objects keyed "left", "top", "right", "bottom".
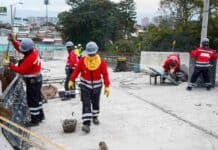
[
  {"left": 22, "top": 72, "right": 41, "bottom": 78},
  {"left": 82, "top": 113, "right": 92, "bottom": 118},
  {"left": 30, "top": 111, "right": 40, "bottom": 115},
  {"left": 195, "top": 64, "right": 210, "bottom": 67},
  {"left": 196, "top": 61, "right": 210, "bottom": 64},
  {"left": 29, "top": 106, "right": 42, "bottom": 111},
  {"left": 80, "top": 82, "right": 102, "bottom": 89},
  {"left": 80, "top": 77, "right": 102, "bottom": 84}
]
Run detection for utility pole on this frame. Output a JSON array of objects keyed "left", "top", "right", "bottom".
[
  {"left": 44, "top": 0, "right": 49, "bottom": 30},
  {"left": 200, "top": 0, "right": 210, "bottom": 44},
  {"left": 10, "top": 4, "right": 13, "bottom": 32}
]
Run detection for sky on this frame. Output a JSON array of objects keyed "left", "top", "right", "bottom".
[{"left": 0, "top": 0, "right": 160, "bottom": 24}]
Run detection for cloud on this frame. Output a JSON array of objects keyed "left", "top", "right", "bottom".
[{"left": 0, "top": 0, "right": 160, "bottom": 23}]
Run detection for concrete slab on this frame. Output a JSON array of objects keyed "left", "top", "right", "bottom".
[{"left": 27, "top": 57, "right": 218, "bottom": 150}]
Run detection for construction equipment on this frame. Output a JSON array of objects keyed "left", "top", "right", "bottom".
[
  {"left": 58, "top": 90, "right": 77, "bottom": 100},
  {"left": 149, "top": 67, "right": 179, "bottom": 85},
  {"left": 114, "top": 57, "right": 128, "bottom": 72},
  {"left": 62, "top": 119, "right": 77, "bottom": 133}
]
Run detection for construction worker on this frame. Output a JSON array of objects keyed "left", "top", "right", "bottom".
[
  {"left": 68, "top": 41, "right": 110, "bottom": 133},
  {"left": 74, "top": 45, "right": 82, "bottom": 59},
  {"left": 3, "top": 35, "right": 44, "bottom": 127},
  {"left": 187, "top": 38, "right": 218, "bottom": 90},
  {"left": 163, "top": 53, "right": 180, "bottom": 81},
  {"left": 64, "top": 41, "right": 79, "bottom": 98},
  {"left": 77, "top": 43, "right": 83, "bottom": 57}
]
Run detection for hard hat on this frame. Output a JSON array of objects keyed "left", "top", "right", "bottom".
[
  {"left": 85, "top": 41, "right": 98, "bottom": 55},
  {"left": 65, "top": 41, "right": 74, "bottom": 47},
  {"left": 78, "top": 44, "right": 82, "bottom": 47},
  {"left": 201, "top": 37, "right": 209, "bottom": 47},
  {"left": 74, "top": 46, "right": 77, "bottom": 49},
  {"left": 201, "top": 37, "right": 209, "bottom": 43},
  {"left": 19, "top": 38, "right": 34, "bottom": 52}
]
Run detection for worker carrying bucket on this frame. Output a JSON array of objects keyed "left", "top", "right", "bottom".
[
  {"left": 68, "top": 41, "right": 110, "bottom": 133},
  {"left": 2, "top": 34, "right": 45, "bottom": 127}
]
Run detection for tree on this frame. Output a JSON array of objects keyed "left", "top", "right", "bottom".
[
  {"left": 138, "top": 0, "right": 218, "bottom": 52},
  {"left": 57, "top": 0, "right": 136, "bottom": 50},
  {"left": 118, "top": 0, "right": 136, "bottom": 38}
]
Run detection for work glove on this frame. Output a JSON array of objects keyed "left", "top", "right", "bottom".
[
  {"left": 170, "top": 69, "right": 175, "bottom": 74},
  {"left": 7, "top": 33, "right": 15, "bottom": 42},
  {"left": 68, "top": 80, "right": 74, "bottom": 90},
  {"left": 104, "top": 87, "right": 110, "bottom": 97},
  {"left": 2, "top": 58, "right": 10, "bottom": 66},
  {"left": 2, "top": 53, "right": 10, "bottom": 66}
]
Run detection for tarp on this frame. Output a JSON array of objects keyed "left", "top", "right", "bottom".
[{"left": 1, "top": 76, "right": 30, "bottom": 149}]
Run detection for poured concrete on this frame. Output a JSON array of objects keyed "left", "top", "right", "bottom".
[{"left": 27, "top": 56, "right": 218, "bottom": 150}]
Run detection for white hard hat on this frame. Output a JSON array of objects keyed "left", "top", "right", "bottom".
[
  {"left": 19, "top": 38, "right": 34, "bottom": 52},
  {"left": 201, "top": 37, "right": 209, "bottom": 43},
  {"left": 85, "top": 41, "right": 98, "bottom": 55},
  {"left": 65, "top": 41, "right": 74, "bottom": 47}
]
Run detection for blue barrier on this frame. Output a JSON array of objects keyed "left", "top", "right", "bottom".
[{"left": 1, "top": 75, "right": 30, "bottom": 150}]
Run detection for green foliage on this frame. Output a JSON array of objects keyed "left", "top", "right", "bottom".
[
  {"left": 213, "top": 38, "right": 218, "bottom": 50},
  {"left": 138, "top": 0, "right": 218, "bottom": 52},
  {"left": 57, "top": 0, "right": 136, "bottom": 50}
]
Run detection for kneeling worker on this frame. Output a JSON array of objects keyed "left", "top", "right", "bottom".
[
  {"left": 68, "top": 41, "right": 110, "bottom": 133},
  {"left": 163, "top": 53, "right": 180, "bottom": 81}
]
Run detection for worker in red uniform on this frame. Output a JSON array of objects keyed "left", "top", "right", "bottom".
[
  {"left": 187, "top": 37, "right": 218, "bottom": 90},
  {"left": 64, "top": 41, "right": 79, "bottom": 98},
  {"left": 68, "top": 41, "right": 110, "bottom": 133},
  {"left": 163, "top": 53, "right": 180, "bottom": 81},
  {"left": 3, "top": 35, "right": 44, "bottom": 127}
]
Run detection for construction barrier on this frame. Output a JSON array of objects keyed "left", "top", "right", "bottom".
[{"left": 0, "top": 75, "right": 30, "bottom": 149}]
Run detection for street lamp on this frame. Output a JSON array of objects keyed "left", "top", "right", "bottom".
[{"left": 10, "top": 2, "right": 23, "bottom": 32}]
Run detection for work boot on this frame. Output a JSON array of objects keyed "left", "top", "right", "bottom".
[
  {"left": 82, "top": 125, "right": 90, "bottom": 133},
  {"left": 186, "top": 86, "right": 192, "bottom": 91},
  {"left": 93, "top": 117, "right": 100, "bottom": 125},
  {"left": 24, "top": 120, "right": 39, "bottom": 127},
  {"left": 206, "top": 86, "right": 211, "bottom": 91}
]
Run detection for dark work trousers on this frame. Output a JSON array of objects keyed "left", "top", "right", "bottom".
[
  {"left": 190, "top": 67, "right": 211, "bottom": 87},
  {"left": 24, "top": 74, "right": 44, "bottom": 122},
  {"left": 64, "top": 66, "right": 75, "bottom": 91},
  {"left": 80, "top": 85, "right": 102, "bottom": 126}
]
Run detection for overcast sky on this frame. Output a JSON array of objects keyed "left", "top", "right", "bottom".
[{"left": 0, "top": 0, "right": 160, "bottom": 23}]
